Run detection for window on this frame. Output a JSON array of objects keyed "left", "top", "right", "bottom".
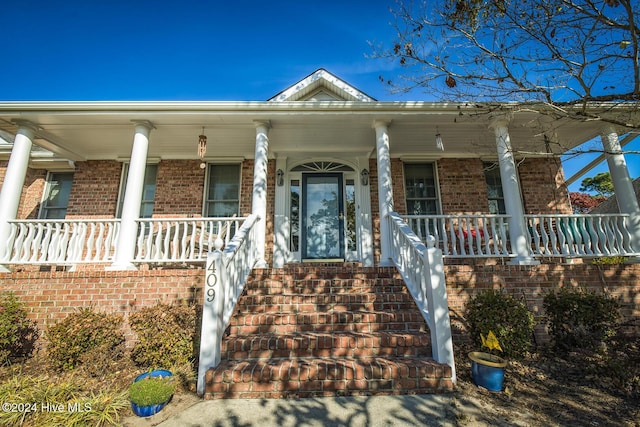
[
  {"left": 40, "top": 172, "right": 74, "bottom": 219},
  {"left": 404, "top": 163, "right": 439, "bottom": 215},
  {"left": 117, "top": 164, "right": 158, "bottom": 218},
  {"left": 205, "top": 164, "right": 240, "bottom": 217},
  {"left": 483, "top": 162, "right": 506, "bottom": 214}
]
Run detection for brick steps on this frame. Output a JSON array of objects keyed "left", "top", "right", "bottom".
[{"left": 204, "top": 264, "right": 454, "bottom": 399}]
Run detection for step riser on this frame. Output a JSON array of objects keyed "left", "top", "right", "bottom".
[
  {"left": 227, "top": 323, "right": 427, "bottom": 335},
  {"left": 223, "top": 347, "right": 432, "bottom": 360},
  {"left": 229, "top": 312, "right": 426, "bottom": 326},
  {"left": 205, "top": 359, "right": 453, "bottom": 399}
]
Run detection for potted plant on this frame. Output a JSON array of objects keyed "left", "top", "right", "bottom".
[
  {"left": 468, "top": 331, "right": 508, "bottom": 392},
  {"left": 128, "top": 369, "right": 176, "bottom": 417}
]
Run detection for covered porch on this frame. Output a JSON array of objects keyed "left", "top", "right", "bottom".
[{"left": 0, "top": 100, "right": 639, "bottom": 270}]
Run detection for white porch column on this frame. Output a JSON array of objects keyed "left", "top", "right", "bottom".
[
  {"left": 252, "top": 121, "right": 270, "bottom": 268},
  {"left": 374, "top": 120, "right": 394, "bottom": 266},
  {"left": 491, "top": 118, "right": 538, "bottom": 265},
  {"left": 601, "top": 125, "right": 640, "bottom": 250},
  {"left": 0, "top": 121, "right": 36, "bottom": 266},
  {"left": 110, "top": 121, "right": 154, "bottom": 270}
]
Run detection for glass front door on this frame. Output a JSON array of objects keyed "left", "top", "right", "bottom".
[{"left": 302, "top": 173, "right": 344, "bottom": 259}]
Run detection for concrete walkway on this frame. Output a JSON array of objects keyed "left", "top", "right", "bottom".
[{"left": 146, "top": 394, "right": 460, "bottom": 427}]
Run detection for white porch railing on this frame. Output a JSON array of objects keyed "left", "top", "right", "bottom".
[
  {"left": 387, "top": 212, "right": 456, "bottom": 383},
  {"left": 525, "top": 214, "right": 639, "bottom": 257},
  {"left": 2, "top": 219, "right": 119, "bottom": 265},
  {"left": 197, "top": 214, "right": 261, "bottom": 395},
  {"left": 401, "top": 214, "right": 512, "bottom": 257},
  {"left": 402, "top": 213, "right": 639, "bottom": 259},
  {"left": 134, "top": 217, "right": 245, "bottom": 263}
]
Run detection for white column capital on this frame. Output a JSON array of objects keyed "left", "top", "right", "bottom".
[
  {"left": 131, "top": 120, "right": 155, "bottom": 133},
  {"left": 253, "top": 120, "right": 271, "bottom": 131},
  {"left": 372, "top": 119, "right": 392, "bottom": 130},
  {"left": 488, "top": 113, "right": 512, "bottom": 131},
  {"left": 12, "top": 120, "right": 39, "bottom": 139}
]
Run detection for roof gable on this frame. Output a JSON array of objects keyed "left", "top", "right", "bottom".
[{"left": 268, "top": 69, "right": 376, "bottom": 102}]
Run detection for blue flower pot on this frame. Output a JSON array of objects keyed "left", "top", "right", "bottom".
[
  {"left": 131, "top": 401, "right": 169, "bottom": 417},
  {"left": 469, "top": 352, "right": 507, "bottom": 392},
  {"left": 130, "top": 369, "right": 174, "bottom": 417}
]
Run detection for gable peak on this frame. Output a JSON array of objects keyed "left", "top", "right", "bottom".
[{"left": 268, "top": 69, "right": 376, "bottom": 102}]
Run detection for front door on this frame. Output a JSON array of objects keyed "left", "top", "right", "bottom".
[{"left": 302, "top": 173, "right": 344, "bottom": 260}]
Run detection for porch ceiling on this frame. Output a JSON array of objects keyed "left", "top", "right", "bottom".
[{"left": 0, "top": 101, "right": 618, "bottom": 163}]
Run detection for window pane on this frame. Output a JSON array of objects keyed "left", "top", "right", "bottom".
[
  {"left": 484, "top": 163, "right": 506, "bottom": 214},
  {"left": 346, "top": 179, "right": 356, "bottom": 252},
  {"left": 206, "top": 164, "right": 240, "bottom": 217},
  {"left": 290, "top": 179, "right": 300, "bottom": 252},
  {"left": 207, "top": 202, "right": 239, "bottom": 217},
  {"left": 404, "top": 163, "right": 439, "bottom": 216},
  {"left": 142, "top": 165, "right": 158, "bottom": 202},
  {"left": 207, "top": 165, "right": 240, "bottom": 201},
  {"left": 41, "top": 173, "right": 73, "bottom": 219}
]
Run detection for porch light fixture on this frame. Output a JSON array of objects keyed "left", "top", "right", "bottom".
[
  {"left": 198, "top": 127, "right": 207, "bottom": 169},
  {"left": 276, "top": 169, "right": 284, "bottom": 186},
  {"left": 435, "top": 127, "right": 444, "bottom": 151},
  {"left": 360, "top": 168, "right": 369, "bottom": 186}
]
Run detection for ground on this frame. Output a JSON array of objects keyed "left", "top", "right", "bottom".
[
  {"left": 119, "top": 346, "right": 640, "bottom": 427},
  {"left": 452, "top": 347, "right": 639, "bottom": 426},
  {"left": 2, "top": 345, "right": 638, "bottom": 426}
]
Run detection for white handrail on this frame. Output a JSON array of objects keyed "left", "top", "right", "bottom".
[
  {"left": 387, "top": 211, "right": 456, "bottom": 383},
  {"left": 197, "top": 214, "right": 261, "bottom": 395},
  {"left": 2, "top": 219, "right": 120, "bottom": 265}
]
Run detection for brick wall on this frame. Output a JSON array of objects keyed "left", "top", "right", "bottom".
[
  {"left": 1, "top": 161, "right": 47, "bottom": 220},
  {"left": 445, "top": 262, "right": 640, "bottom": 343},
  {"left": 0, "top": 263, "right": 637, "bottom": 349},
  {"left": 66, "top": 160, "right": 122, "bottom": 218},
  {"left": 438, "top": 158, "right": 489, "bottom": 214},
  {"left": 19, "top": 169, "right": 47, "bottom": 219},
  {"left": 519, "top": 157, "right": 572, "bottom": 214},
  {"left": 154, "top": 160, "right": 205, "bottom": 216},
  {"left": 0, "top": 268, "right": 203, "bottom": 346}
]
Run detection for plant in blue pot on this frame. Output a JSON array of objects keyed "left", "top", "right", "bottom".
[
  {"left": 468, "top": 331, "right": 508, "bottom": 392},
  {"left": 128, "top": 369, "right": 176, "bottom": 417}
]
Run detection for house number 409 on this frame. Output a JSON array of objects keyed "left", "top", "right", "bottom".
[{"left": 206, "top": 262, "right": 217, "bottom": 302}]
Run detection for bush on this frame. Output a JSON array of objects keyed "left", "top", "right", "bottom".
[
  {"left": 128, "top": 375, "right": 177, "bottom": 406},
  {"left": 46, "top": 307, "right": 125, "bottom": 371},
  {"left": 0, "top": 292, "right": 38, "bottom": 364},
  {"left": 591, "top": 256, "right": 627, "bottom": 265},
  {"left": 0, "top": 373, "right": 128, "bottom": 426},
  {"left": 465, "top": 289, "right": 535, "bottom": 359},
  {"left": 543, "top": 288, "right": 619, "bottom": 354},
  {"left": 129, "top": 303, "right": 196, "bottom": 369}
]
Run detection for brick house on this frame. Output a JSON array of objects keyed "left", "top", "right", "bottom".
[{"left": 0, "top": 69, "right": 638, "bottom": 398}]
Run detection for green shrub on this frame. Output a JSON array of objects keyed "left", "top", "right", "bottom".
[
  {"left": 129, "top": 303, "right": 196, "bottom": 369},
  {"left": 0, "top": 373, "right": 128, "bottom": 426},
  {"left": 0, "top": 292, "right": 38, "bottom": 364},
  {"left": 543, "top": 288, "right": 620, "bottom": 354},
  {"left": 591, "top": 256, "right": 628, "bottom": 265},
  {"left": 465, "top": 289, "right": 535, "bottom": 359},
  {"left": 128, "top": 375, "right": 177, "bottom": 406},
  {"left": 46, "top": 307, "right": 125, "bottom": 371}
]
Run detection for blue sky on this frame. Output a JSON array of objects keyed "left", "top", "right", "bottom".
[{"left": 2, "top": 0, "right": 637, "bottom": 191}]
